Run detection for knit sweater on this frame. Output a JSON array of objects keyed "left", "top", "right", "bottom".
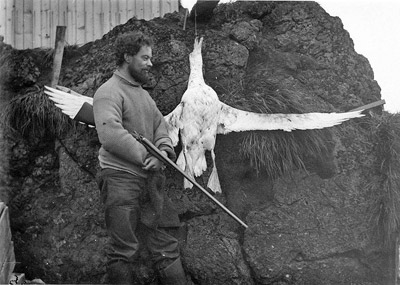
[{"left": 93, "top": 70, "right": 175, "bottom": 178}]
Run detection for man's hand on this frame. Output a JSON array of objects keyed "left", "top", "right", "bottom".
[{"left": 142, "top": 151, "right": 167, "bottom": 171}]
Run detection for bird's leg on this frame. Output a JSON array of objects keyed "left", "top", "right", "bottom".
[
  {"left": 177, "top": 149, "right": 194, "bottom": 189},
  {"left": 207, "top": 149, "right": 222, "bottom": 193}
]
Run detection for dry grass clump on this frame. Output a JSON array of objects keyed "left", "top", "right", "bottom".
[
  {"left": 1, "top": 85, "right": 75, "bottom": 139},
  {"left": 240, "top": 128, "right": 327, "bottom": 178}
]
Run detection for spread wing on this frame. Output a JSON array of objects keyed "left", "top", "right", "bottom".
[
  {"left": 217, "top": 102, "right": 364, "bottom": 134},
  {"left": 44, "top": 86, "right": 93, "bottom": 119},
  {"left": 44, "top": 85, "right": 94, "bottom": 126},
  {"left": 163, "top": 103, "right": 183, "bottom": 146}
]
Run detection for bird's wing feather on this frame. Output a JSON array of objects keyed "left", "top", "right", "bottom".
[
  {"left": 55, "top": 85, "right": 84, "bottom": 97},
  {"left": 164, "top": 103, "right": 183, "bottom": 146},
  {"left": 44, "top": 85, "right": 93, "bottom": 119},
  {"left": 217, "top": 102, "right": 364, "bottom": 134}
]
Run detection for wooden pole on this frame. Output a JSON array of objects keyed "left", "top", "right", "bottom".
[
  {"left": 349, "top": 99, "right": 385, "bottom": 112},
  {"left": 50, "top": 26, "right": 67, "bottom": 87}
]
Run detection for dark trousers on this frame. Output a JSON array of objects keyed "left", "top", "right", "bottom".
[{"left": 97, "top": 168, "right": 180, "bottom": 268}]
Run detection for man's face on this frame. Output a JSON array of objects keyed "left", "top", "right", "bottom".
[{"left": 126, "top": 45, "right": 153, "bottom": 84}]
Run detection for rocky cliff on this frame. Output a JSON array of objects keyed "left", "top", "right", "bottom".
[{"left": 0, "top": 1, "right": 396, "bottom": 284}]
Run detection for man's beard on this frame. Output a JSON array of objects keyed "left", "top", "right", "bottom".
[{"left": 128, "top": 66, "right": 149, "bottom": 85}]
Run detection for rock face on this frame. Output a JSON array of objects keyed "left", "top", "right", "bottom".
[{"left": 1, "top": 1, "right": 393, "bottom": 284}]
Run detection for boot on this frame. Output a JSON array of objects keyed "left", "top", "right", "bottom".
[
  {"left": 107, "top": 260, "right": 134, "bottom": 284},
  {"left": 160, "top": 257, "right": 187, "bottom": 285}
]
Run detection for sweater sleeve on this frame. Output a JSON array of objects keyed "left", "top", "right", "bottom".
[
  {"left": 93, "top": 90, "right": 148, "bottom": 166},
  {"left": 152, "top": 107, "right": 177, "bottom": 161}
]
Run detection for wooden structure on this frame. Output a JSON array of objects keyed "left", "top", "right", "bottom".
[
  {"left": 0, "top": 202, "right": 15, "bottom": 284},
  {"left": 0, "top": 0, "right": 180, "bottom": 50}
]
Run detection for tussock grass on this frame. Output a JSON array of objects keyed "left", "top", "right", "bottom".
[
  {"left": 240, "top": 129, "right": 328, "bottom": 178},
  {"left": 2, "top": 85, "right": 75, "bottom": 139},
  {"left": 217, "top": 75, "right": 331, "bottom": 178},
  {"left": 247, "top": 84, "right": 330, "bottom": 179},
  {"left": 368, "top": 113, "right": 400, "bottom": 245}
]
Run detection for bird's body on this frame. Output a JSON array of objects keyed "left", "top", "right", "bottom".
[
  {"left": 176, "top": 84, "right": 221, "bottom": 188},
  {"left": 165, "top": 37, "right": 223, "bottom": 192},
  {"left": 45, "top": 37, "right": 365, "bottom": 194}
]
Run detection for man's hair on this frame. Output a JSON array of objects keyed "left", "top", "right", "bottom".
[{"left": 115, "top": 31, "right": 154, "bottom": 66}]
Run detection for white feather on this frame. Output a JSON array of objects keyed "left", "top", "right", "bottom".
[{"left": 44, "top": 85, "right": 93, "bottom": 119}]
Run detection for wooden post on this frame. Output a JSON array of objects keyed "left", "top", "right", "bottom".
[{"left": 50, "top": 26, "right": 67, "bottom": 87}]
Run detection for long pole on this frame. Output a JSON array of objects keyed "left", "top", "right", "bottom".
[{"left": 132, "top": 131, "right": 248, "bottom": 229}]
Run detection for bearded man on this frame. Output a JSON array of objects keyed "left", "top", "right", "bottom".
[{"left": 94, "top": 31, "right": 186, "bottom": 285}]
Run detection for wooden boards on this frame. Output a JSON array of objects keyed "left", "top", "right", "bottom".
[{"left": 0, "top": 202, "right": 15, "bottom": 285}]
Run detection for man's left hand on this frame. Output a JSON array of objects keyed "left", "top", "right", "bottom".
[{"left": 142, "top": 151, "right": 167, "bottom": 171}]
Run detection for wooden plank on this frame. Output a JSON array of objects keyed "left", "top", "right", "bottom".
[
  {"left": 14, "top": 0, "right": 23, "bottom": 49},
  {"left": 4, "top": 0, "right": 14, "bottom": 47},
  {"left": 0, "top": 239, "right": 12, "bottom": 269},
  {"left": 93, "top": 0, "right": 102, "bottom": 40},
  {"left": 170, "top": 0, "right": 180, "bottom": 13},
  {"left": 33, "top": 0, "right": 42, "bottom": 48},
  {"left": 0, "top": 206, "right": 12, "bottom": 266},
  {"left": 119, "top": 0, "right": 127, "bottom": 24},
  {"left": 0, "top": 218, "right": 11, "bottom": 243},
  {"left": 0, "top": 206, "right": 11, "bottom": 242},
  {"left": 0, "top": 0, "right": 6, "bottom": 39},
  {"left": 50, "top": 26, "right": 66, "bottom": 87},
  {"left": 3, "top": 0, "right": 180, "bottom": 49},
  {"left": 101, "top": 0, "right": 110, "bottom": 36},
  {"left": 76, "top": 0, "right": 85, "bottom": 45},
  {"left": 143, "top": 0, "right": 151, "bottom": 20},
  {"left": 58, "top": 0, "right": 67, "bottom": 26},
  {"left": 126, "top": 0, "right": 134, "bottom": 20},
  {"left": 135, "top": 0, "right": 144, "bottom": 19},
  {"left": 85, "top": 0, "right": 94, "bottom": 43},
  {"left": 0, "top": 242, "right": 16, "bottom": 285},
  {"left": 151, "top": 0, "right": 160, "bottom": 20},
  {"left": 23, "top": 0, "right": 33, "bottom": 49},
  {"left": 66, "top": 0, "right": 75, "bottom": 45},
  {"left": 8, "top": 273, "right": 26, "bottom": 284},
  {"left": 0, "top": 202, "right": 5, "bottom": 215},
  {"left": 160, "top": 0, "right": 172, "bottom": 17},
  {"left": 110, "top": 0, "right": 119, "bottom": 29},
  {"left": 41, "top": 0, "right": 51, "bottom": 48},
  {"left": 49, "top": 0, "right": 58, "bottom": 46},
  {"left": 143, "top": 0, "right": 159, "bottom": 21}
]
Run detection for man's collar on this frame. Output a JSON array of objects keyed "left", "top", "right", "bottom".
[{"left": 114, "top": 69, "right": 141, "bottom": 87}]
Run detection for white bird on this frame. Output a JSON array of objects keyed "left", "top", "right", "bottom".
[{"left": 44, "top": 37, "right": 365, "bottom": 193}]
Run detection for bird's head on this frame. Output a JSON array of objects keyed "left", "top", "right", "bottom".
[
  {"left": 189, "top": 37, "right": 204, "bottom": 64},
  {"left": 193, "top": 37, "right": 203, "bottom": 51}
]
